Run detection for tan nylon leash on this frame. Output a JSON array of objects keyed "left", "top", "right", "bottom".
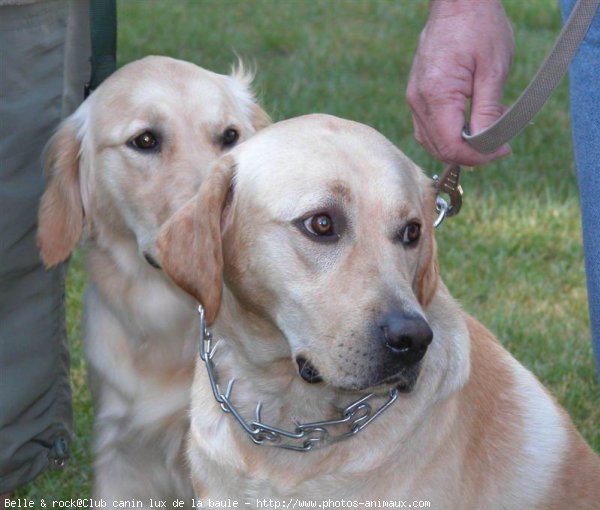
[
  {"left": 434, "top": 0, "right": 600, "bottom": 227},
  {"left": 463, "top": 0, "right": 600, "bottom": 153}
]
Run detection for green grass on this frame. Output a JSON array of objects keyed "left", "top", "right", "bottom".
[{"left": 17, "top": 0, "right": 598, "bottom": 500}]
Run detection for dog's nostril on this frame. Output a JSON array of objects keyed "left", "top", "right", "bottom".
[
  {"left": 382, "top": 327, "right": 413, "bottom": 354},
  {"left": 296, "top": 356, "right": 323, "bottom": 384}
]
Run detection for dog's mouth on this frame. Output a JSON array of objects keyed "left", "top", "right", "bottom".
[
  {"left": 296, "top": 356, "right": 323, "bottom": 384},
  {"left": 295, "top": 356, "right": 421, "bottom": 393},
  {"left": 337, "top": 369, "right": 421, "bottom": 394},
  {"left": 377, "top": 364, "right": 422, "bottom": 393},
  {"left": 143, "top": 252, "right": 162, "bottom": 269}
]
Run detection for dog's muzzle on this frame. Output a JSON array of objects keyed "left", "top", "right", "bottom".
[{"left": 197, "top": 305, "right": 399, "bottom": 452}]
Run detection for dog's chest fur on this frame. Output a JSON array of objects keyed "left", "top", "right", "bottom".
[
  {"left": 189, "top": 396, "right": 468, "bottom": 506},
  {"left": 84, "top": 241, "right": 197, "bottom": 500}
]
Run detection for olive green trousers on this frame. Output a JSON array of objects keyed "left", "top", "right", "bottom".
[{"left": 0, "top": 0, "right": 89, "bottom": 492}]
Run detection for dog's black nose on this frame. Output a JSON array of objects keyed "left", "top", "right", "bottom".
[{"left": 380, "top": 312, "right": 433, "bottom": 365}]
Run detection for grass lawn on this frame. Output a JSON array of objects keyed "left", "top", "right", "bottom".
[{"left": 16, "top": 0, "right": 598, "bottom": 500}]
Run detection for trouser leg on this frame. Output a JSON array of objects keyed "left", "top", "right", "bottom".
[
  {"left": 0, "top": 0, "right": 89, "bottom": 492},
  {"left": 560, "top": 0, "right": 600, "bottom": 378}
]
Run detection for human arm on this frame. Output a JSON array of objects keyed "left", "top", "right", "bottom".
[{"left": 406, "top": 0, "right": 514, "bottom": 165}]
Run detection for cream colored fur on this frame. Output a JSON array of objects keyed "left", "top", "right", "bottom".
[
  {"left": 37, "top": 56, "right": 269, "bottom": 505},
  {"left": 158, "top": 114, "right": 600, "bottom": 509}
]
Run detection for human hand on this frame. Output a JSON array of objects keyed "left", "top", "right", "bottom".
[{"left": 406, "top": 0, "right": 514, "bottom": 166}]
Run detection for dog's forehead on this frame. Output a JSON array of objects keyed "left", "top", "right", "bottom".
[
  {"left": 91, "top": 57, "right": 241, "bottom": 128},
  {"left": 232, "top": 114, "right": 424, "bottom": 213}
]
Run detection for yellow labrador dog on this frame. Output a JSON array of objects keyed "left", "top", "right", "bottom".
[
  {"left": 157, "top": 114, "right": 600, "bottom": 508},
  {"left": 37, "top": 56, "right": 269, "bottom": 504}
]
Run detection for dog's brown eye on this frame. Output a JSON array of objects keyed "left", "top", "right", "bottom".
[
  {"left": 305, "top": 214, "right": 335, "bottom": 237},
  {"left": 128, "top": 131, "right": 159, "bottom": 152},
  {"left": 222, "top": 128, "right": 239, "bottom": 147},
  {"left": 401, "top": 222, "right": 421, "bottom": 246}
]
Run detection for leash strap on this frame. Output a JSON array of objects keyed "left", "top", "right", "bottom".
[
  {"left": 85, "top": 0, "right": 117, "bottom": 98},
  {"left": 463, "top": 0, "right": 600, "bottom": 153}
]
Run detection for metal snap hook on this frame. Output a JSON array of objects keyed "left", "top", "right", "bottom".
[
  {"left": 433, "top": 164, "right": 463, "bottom": 228},
  {"left": 434, "top": 195, "right": 449, "bottom": 228}
]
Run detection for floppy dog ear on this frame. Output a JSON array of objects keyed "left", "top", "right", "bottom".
[
  {"left": 157, "top": 156, "right": 235, "bottom": 324},
  {"left": 413, "top": 182, "right": 440, "bottom": 307},
  {"left": 37, "top": 117, "right": 84, "bottom": 267},
  {"left": 229, "top": 60, "right": 271, "bottom": 131},
  {"left": 250, "top": 103, "right": 271, "bottom": 131}
]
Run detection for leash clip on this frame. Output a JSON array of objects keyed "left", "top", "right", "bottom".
[{"left": 433, "top": 164, "right": 463, "bottom": 228}]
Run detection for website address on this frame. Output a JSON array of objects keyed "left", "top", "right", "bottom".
[{"left": 254, "top": 499, "right": 431, "bottom": 509}]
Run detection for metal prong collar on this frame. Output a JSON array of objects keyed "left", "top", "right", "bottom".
[{"left": 196, "top": 304, "right": 399, "bottom": 451}]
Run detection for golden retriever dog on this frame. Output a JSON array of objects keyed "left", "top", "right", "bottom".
[
  {"left": 157, "top": 114, "right": 600, "bottom": 508},
  {"left": 37, "top": 56, "right": 269, "bottom": 504}
]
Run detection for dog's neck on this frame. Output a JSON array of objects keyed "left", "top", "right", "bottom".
[
  {"left": 202, "top": 283, "right": 472, "bottom": 463},
  {"left": 85, "top": 229, "right": 197, "bottom": 341}
]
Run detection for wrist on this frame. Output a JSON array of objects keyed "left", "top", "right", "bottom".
[{"left": 429, "top": 0, "right": 505, "bottom": 18}]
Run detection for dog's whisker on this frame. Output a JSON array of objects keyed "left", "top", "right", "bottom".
[
  {"left": 208, "top": 339, "right": 221, "bottom": 360},
  {"left": 255, "top": 402, "right": 263, "bottom": 422},
  {"left": 223, "top": 378, "right": 235, "bottom": 400}
]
